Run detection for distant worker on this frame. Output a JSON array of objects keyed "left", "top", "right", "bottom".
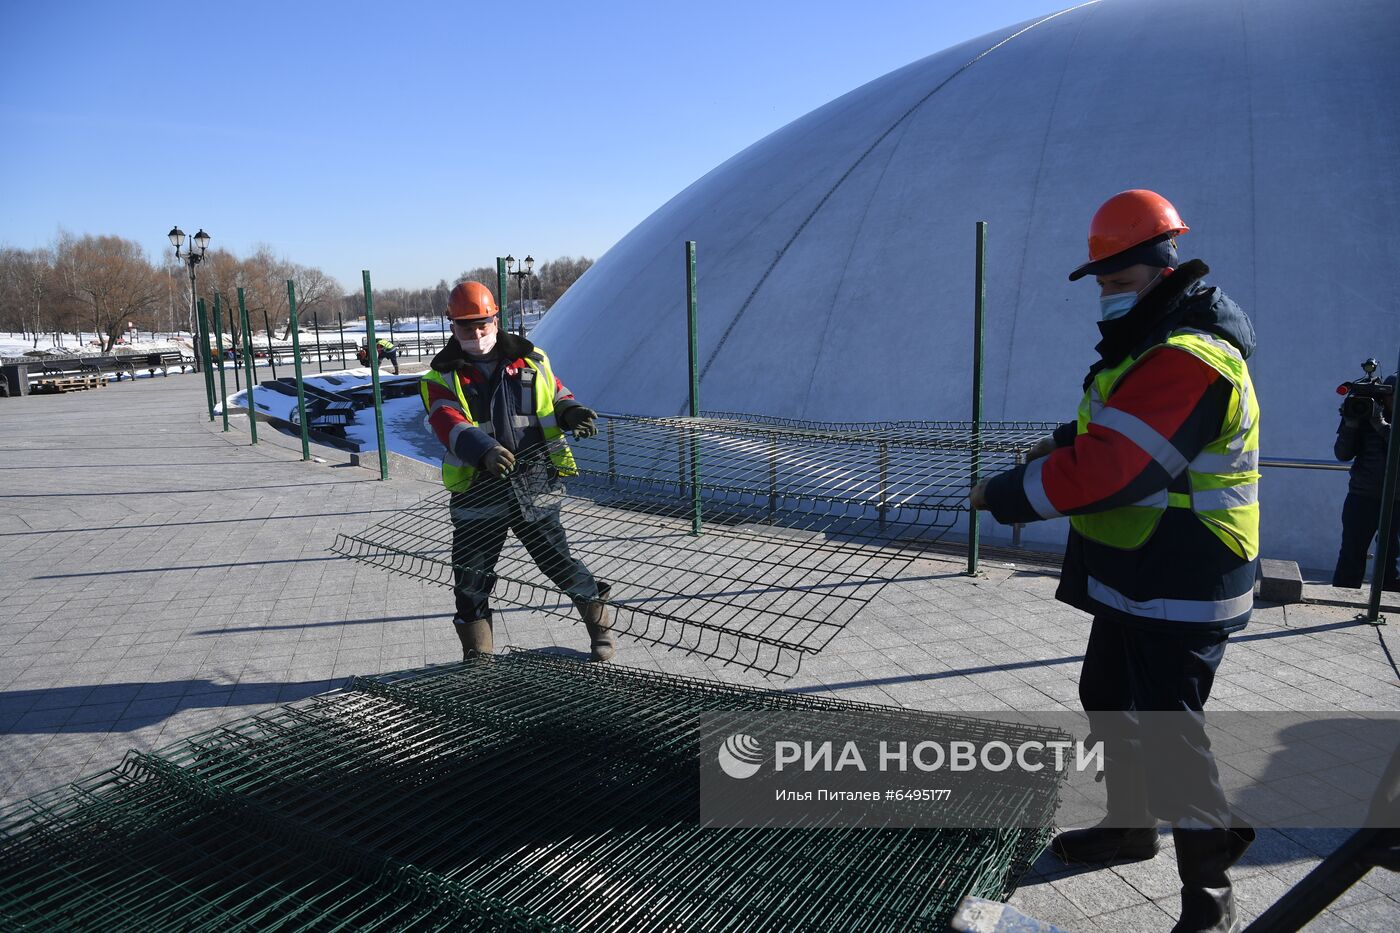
[
  {"left": 419, "top": 281, "right": 614, "bottom": 661},
  {"left": 972, "top": 190, "right": 1258, "bottom": 933},
  {"left": 1333, "top": 371, "right": 1400, "bottom": 589},
  {"left": 357, "top": 337, "right": 399, "bottom": 375}
]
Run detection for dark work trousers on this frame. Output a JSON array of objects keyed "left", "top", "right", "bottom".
[
  {"left": 1333, "top": 491, "right": 1400, "bottom": 589},
  {"left": 1079, "top": 616, "right": 1232, "bottom": 828},
  {"left": 360, "top": 348, "right": 399, "bottom": 373},
  {"left": 449, "top": 487, "right": 599, "bottom": 622}
]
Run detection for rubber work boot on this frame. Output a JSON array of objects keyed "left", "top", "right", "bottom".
[
  {"left": 578, "top": 583, "right": 615, "bottom": 662},
  {"left": 1051, "top": 742, "right": 1161, "bottom": 863},
  {"left": 1170, "top": 826, "right": 1255, "bottom": 933},
  {"left": 452, "top": 616, "right": 493, "bottom": 660}
]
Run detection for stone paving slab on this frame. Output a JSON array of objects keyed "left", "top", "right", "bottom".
[{"left": 1, "top": 373, "right": 1397, "bottom": 932}]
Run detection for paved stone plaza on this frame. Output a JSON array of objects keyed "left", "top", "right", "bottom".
[{"left": 1, "top": 373, "right": 1397, "bottom": 931}]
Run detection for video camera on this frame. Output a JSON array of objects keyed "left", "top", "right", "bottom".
[{"left": 1337, "top": 358, "right": 1395, "bottom": 421}]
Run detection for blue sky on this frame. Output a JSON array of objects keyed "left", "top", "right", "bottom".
[{"left": 1, "top": 0, "right": 1061, "bottom": 290}]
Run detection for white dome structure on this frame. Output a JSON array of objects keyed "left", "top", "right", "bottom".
[{"left": 532, "top": 0, "right": 1400, "bottom": 572}]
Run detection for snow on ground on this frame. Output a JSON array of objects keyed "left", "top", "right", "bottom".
[
  {"left": 226, "top": 367, "right": 440, "bottom": 465},
  {"left": 3, "top": 320, "right": 510, "bottom": 361},
  {"left": 11, "top": 328, "right": 493, "bottom": 464},
  {"left": 0, "top": 332, "right": 192, "bottom": 358}
]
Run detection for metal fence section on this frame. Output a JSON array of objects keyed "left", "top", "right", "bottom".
[
  {"left": 0, "top": 653, "right": 1063, "bottom": 931},
  {"left": 331, "top": 413, "right": 1061, "bottom": 675}
]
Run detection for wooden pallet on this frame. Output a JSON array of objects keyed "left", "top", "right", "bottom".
[{"left": 31, "top": 374, "right": 108, "bottom": 393}]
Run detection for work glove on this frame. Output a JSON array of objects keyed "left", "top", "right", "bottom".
[
  {"left": 559, "top": 405, "right": 598, "bottom": 439},
  {"left": 481, "top": 446, "right": 516, "bottom": 478},
  {"left": 1024, "top": 435, "right": 1057, "bottom": 462},
  {"left": 970, "top": 481, "right": 989, "bottom": 511}
]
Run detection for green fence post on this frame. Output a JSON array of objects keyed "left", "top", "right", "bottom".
[
  {"left": 363, "top": 270, "right": 389, "bottom": 480},
  {"left": 262, "top": 308, "right": 278, "bottom": 381},
  {"left": 677, "top": 432, "right": 686, "bottom": 492},
  {"left": 496, "top": 257, "right": 510, "bottom": 335},
  {"left": 225, "top": 293, "right": 240, "bottom": 393},
  {"left": 213, "top": 292, "right": 230, "bottom": 432},
  {"left": 1011, "top": 451, "right": 1025, "bottom": 548},
  {"left": 879, "top": 440, "right": 889, "bottom": 530},
  {"left": 286, "top": 281, "right": 311, "bottom": 461},
  {"left": 607, "top": 418, "right": 616, "bottom": 485},
  {"left": 1364, "top": 345, "right": 1400, "bottom": 625},
  {"left": 967, "top": 220, "right": 987, "bottom": 577},
  {"left": 237, "top": 287, "right": 258, "bottom": 445},
  {"left": 769, "top": 437, "right": 778, "bottom": 518},
  {"left": 686, "top": 240, "right": 701, "bottom": 536},
  {"left": 196, "top": 298, "right": 215, "bottom": 421}
]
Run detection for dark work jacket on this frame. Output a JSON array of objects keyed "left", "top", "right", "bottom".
[
  {"left": 427, "top": 331, "right": 582, "bottom": 463},
  {"left": 1336, "top": 415, "right": 1398, "bottom": 499},
  {"left": 989, "top": 261, "right": 1259, "bottom": 636}
]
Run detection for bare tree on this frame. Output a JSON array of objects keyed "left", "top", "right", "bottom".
[
  {"left": 236, "top": 246, "right": 291, "bottom": 339},
  {"left": 0, "top": 249, "right": 29, "bottom": 336},
  {"left": 430, "top": 279, "right": 450, "bottom": 316},
  {"left": 283, "top": 263, "right": 338, "bottom": 336},
  {"left": 194, "top": 248, "right": 245, "bottom": 352},
  {"left": 54, "top": 234, "right": 163, "bottom": 351},
  {"left": 0, "top": 247, "right": 55, "bottom": 345},
  {"left": 0, "top": 250, "right": 20, "bottom": 334},
  {"left": 2, "top": 236, "right": 592, "bottom": 349},
  {"left": 159, "top": 253, "right": 183, "bottom": 336},
  {"left": 226, "top": 247, "right": 337, "bottom": 339},
  {"left": 536, "top": 256, "right": 594, "bottom": 307}
]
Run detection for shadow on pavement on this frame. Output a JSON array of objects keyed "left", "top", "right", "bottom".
[{"left": 1, "top": 678, "right": 348, "bottom": 734}]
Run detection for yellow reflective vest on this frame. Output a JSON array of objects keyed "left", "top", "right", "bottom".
[
  {"left": 1071, "top": 327, "right": 1260, "bottom": 561},
  {"left": 419, "top": 350, "right": 578, "bottom": 493}
]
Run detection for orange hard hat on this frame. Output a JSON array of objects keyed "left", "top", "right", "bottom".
[
  {"left": 1070, "top": 189, "right": 1189, "bottom": 281},
  {"left": 447, "top": 281, "right": 498, "bottom": 320}
]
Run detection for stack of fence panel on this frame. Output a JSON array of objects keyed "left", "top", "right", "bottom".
[{"left": 0, "top": 653, "right": 1064, "bottom": 931}]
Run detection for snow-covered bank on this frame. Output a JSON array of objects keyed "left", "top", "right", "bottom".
[
  {"left": 225, "top": 368, "right": 441, "bottom": 465},
  {"left": 1, "top": 332, "right": 191, "bottom": 359}
]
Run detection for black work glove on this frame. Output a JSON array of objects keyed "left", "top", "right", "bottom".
[
  {"left": 1024, "top": 436, "right": 1057, "bottom": 462},
  {"left": 559, "top": 405, "right": 598, "bottom": 439},
  {"left": 481, "top": 446, "right": 516, "bottom": 477}
]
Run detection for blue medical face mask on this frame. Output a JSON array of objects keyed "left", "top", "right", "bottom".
[
  {"left": 1097, "top": 269, "right": 1165, "bottom": 321},
  {"left": 1098, "top": 292, "right": 1137, "bottom": 321}
]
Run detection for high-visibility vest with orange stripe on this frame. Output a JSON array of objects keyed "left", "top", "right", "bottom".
[
  {"left": 1071, "top": 328, "right": 1260, "bottom": 561},
  {"left": 419, "top": 350, "right": 578, "bottom": 492}
]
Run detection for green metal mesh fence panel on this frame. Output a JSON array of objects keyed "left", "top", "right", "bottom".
[
  {"left": 332, "top": 413, "right": 1060, "bottom": 674},
  {"left": 0, "top": 654, "right": 1062, "bottom": 931}
]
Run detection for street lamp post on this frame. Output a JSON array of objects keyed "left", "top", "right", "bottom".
[
  {"left": 169, "top": 226, "right": 213, "bottom": 416},
  {"left": 168, "top": 227, "right": 210, "bottom": 345},
  {"left": 505, "top": 254, "right": 534, "bottom": 336}
]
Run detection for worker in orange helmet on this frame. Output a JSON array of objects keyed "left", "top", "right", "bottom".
[
  {"left": 973, "top": 190, "right": 1259, "bottom": 933},
  {"left": 419, "top": 281, "right": 613, "bottom": 662},
  {"left": 357, "top": 337, "right": 399, "bottom": 375}
]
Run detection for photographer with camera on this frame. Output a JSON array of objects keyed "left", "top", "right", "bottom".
[{"left": 1333, "top": 360, "right": 1400, "bottom": 589}]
